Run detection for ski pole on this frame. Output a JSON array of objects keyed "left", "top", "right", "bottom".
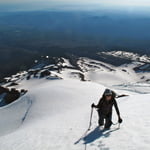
[
  {"left": 74, "top": 107, "right": 94, "bottom": 144},
  {"left": 88, "top": 107, "right": 93, "bottom": 130}
]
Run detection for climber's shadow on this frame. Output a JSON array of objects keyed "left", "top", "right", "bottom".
[{"left": 83, "top": 126, "right": 119, "bottom": 144}]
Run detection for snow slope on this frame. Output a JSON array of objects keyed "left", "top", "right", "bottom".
[
  {"left": 0, "top": 51, "right": 150, "bottom": 150},
  {"left": 0, "top": 95, "right": 31, "bottom": 136},
  {"left": 0, "top": 78, "right": 150, "bottom": 150}
]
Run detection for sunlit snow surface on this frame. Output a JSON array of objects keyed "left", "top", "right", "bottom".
[{"left": 0, "top": 54, "right": 150, "bottom": 150}]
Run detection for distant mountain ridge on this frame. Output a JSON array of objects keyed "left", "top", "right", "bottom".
[{"left": 1, "top": 50, "right": 150, "bottom": 88}]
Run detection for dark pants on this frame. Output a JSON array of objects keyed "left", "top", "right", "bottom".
[{"left": 97, "top": 110, "right": 112, "bottom": 128}]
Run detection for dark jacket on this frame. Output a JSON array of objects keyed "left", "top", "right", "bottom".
[{"left": 95, "top": 95, "right": 120, "bottom": 117}]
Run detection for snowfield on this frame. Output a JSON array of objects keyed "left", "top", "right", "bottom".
[
  {"left": 0, "top": 52, "right": 150, "bottom": 150},
  {"left": 0, "top": 78, "right": 150, "bottom": 150}
]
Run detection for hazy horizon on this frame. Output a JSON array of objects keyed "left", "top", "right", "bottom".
[{"left": 0, "top": 0, "right": 150, "bottom": 16}]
